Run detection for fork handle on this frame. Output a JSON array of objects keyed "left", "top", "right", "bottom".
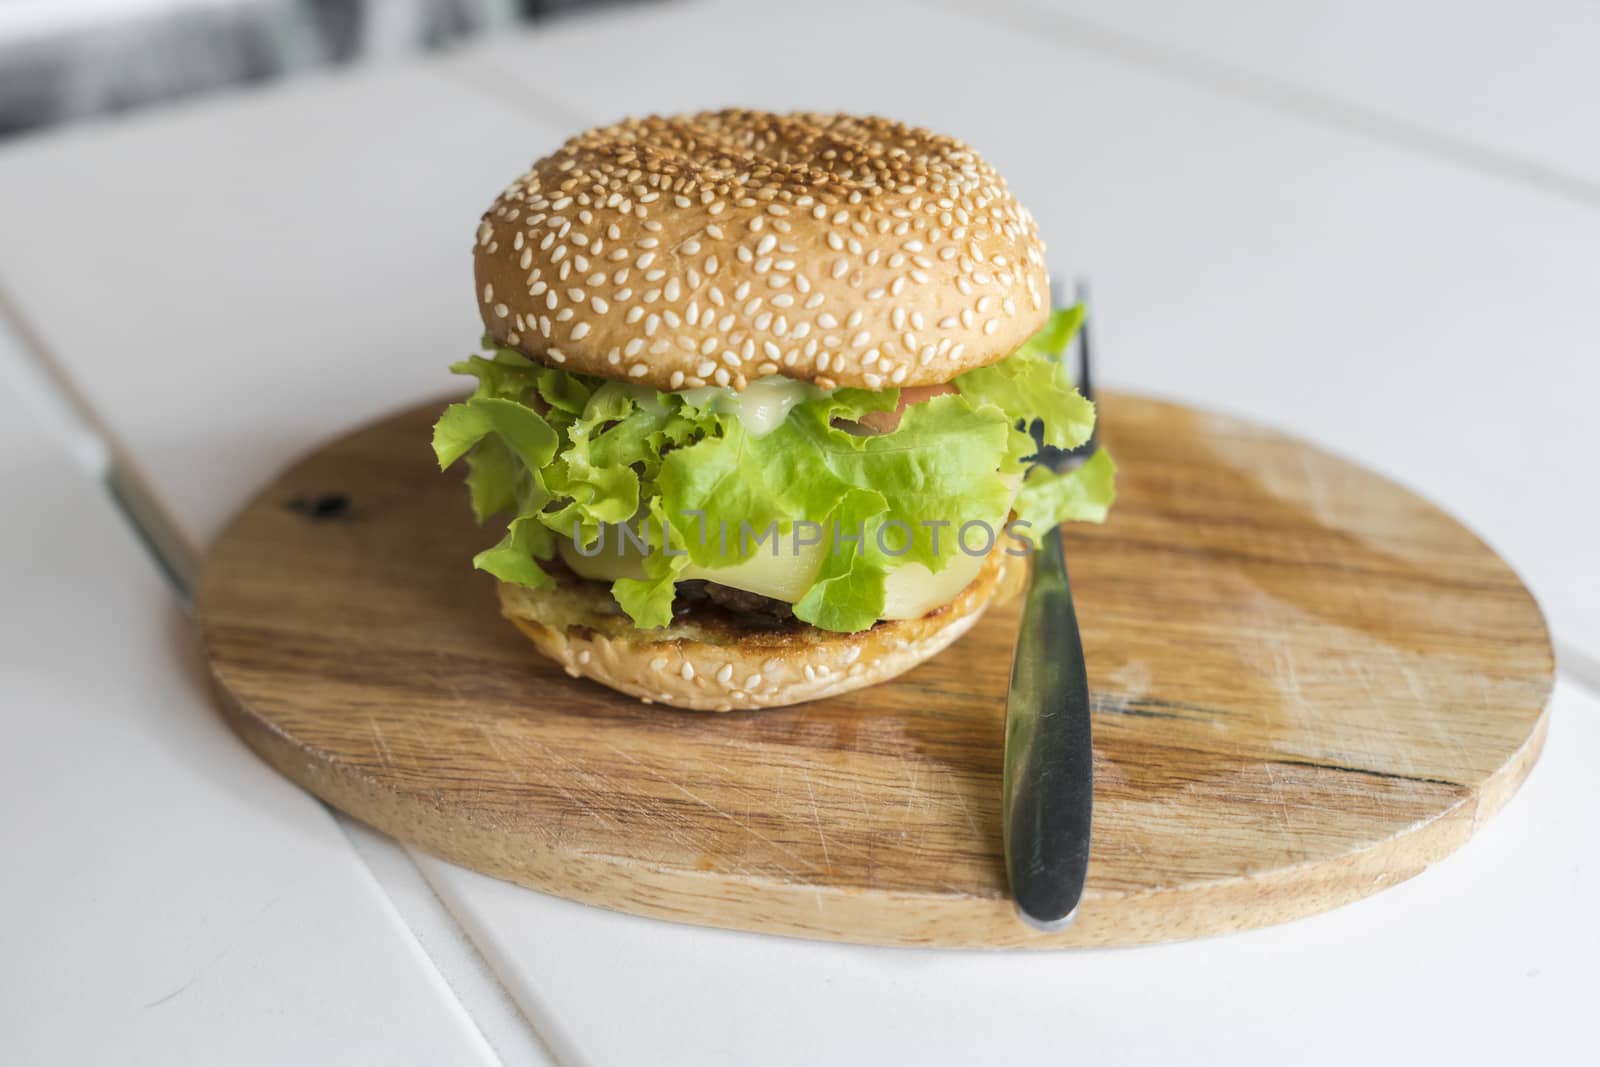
[{"left": 1003, "top": 522, "right": 1095, "bottom": 929}]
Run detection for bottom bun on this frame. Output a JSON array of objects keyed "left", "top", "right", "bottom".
[{"left": 496, "top": 541, "right": 1027, "bottom": 711}]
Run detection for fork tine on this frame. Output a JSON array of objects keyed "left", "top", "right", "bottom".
[
  {"left": 1039, "top": 274, "right": 1099, "bottom": 465},
  {"left": 1071, "top": 278, "right": 1098, "bottom": 456},
  {"left": 1072, "top": 278, "right": 1094, "bottom": 404}
]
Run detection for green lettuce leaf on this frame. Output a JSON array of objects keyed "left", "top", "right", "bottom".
[
  {"left": 433, "top": 306, "right": 1114, "bottom": 633},
  {"left": 657, "top": 418, "right": 794, "bottom": 568},
  {"left": 473, "top": 515, "right": 556, "bottom": 588},
  {"left": 610, "top": 500, "right": 692, "bottom": 629},
  {"left": 1013, "top": 447, "right": 1118, "bottom": 546},
  {"left": 790, "top": 487, "right": 893, "bottom": 631},
  {"left": 954, "top": 305, "right": 1095, "bottom": 456}
]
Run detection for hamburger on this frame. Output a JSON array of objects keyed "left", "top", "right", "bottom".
[{"left": 434, "top": 111, "right": 1114, "bottom": 711}]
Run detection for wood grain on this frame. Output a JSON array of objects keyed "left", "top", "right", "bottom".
[{"left": 196, "top": 393, "right": 1554, "bottom": 947}]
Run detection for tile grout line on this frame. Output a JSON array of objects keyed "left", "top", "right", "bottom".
[
  {"left": 0, "top": 281, "right": 198, "bottom": 605},
  {"left": 928, "top": 0, "right": 1600, "bottom": 213},
  {"left": 338, "top": 819, "right": 568, "bottom": 1067},
  {"left": 0, "top": 277, "right": 561, "bottom": 1067},
  {"left": 430, "top": 53, "right": 600, "bottom": 130},
  {"left": 398, "top": 846, "right": 592, "bottom": 1067}
]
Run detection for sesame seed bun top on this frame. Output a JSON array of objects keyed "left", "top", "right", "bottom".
[{"left": 473, "top": 110, "right": 1049, "bottom": 393}]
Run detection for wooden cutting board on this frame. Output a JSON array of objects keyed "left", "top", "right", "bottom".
[{"left": 196, "top": 393, "right": 1553, "bottom": 948}]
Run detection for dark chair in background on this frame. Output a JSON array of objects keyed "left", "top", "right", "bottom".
[{"left": 0, "top": 0, "right": 628, "bottom": 139}]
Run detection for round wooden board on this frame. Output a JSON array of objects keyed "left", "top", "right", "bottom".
[{"left": 197, "top": 393, "right": 1553, "bottom": 948}]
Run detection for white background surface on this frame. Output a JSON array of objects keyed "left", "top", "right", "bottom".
[
  {"left": 0, "top": 328, "right": 498, "bottom": 1066},
  {"left": 1, "top": 0, "right": 1596, "bottom": 1063}
]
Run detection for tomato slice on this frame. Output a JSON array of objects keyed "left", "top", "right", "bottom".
[{"left": 855, "top": 383, "right": 958, "bottom": 434}]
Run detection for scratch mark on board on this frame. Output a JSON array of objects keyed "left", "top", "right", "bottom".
[
  {"left": 805, "top": 778, "right": 832, "bottom": 870},
  {"left": 602, "top": 741, "right": 808, "bottom": 874}
]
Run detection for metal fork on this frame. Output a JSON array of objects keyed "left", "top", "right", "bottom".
[{"left": 1002, "top": 277, "right": 1098, "bottom": 930}]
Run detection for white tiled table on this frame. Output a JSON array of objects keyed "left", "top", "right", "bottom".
[
  {"left": 2, "top": 2, "right": 1596, "bottom": 1063},
  {"left": 0, "top": 325, "right": 500, "bottom": 1065}
]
